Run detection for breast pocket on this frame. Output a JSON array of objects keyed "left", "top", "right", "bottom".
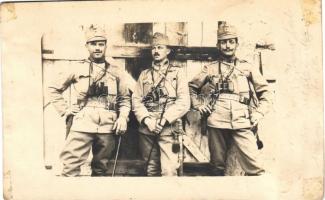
[
  {"left": 142, "top": 79, "right": 153, "bottom": 95},
  {"left": 234, "top": 74, "right": 250, "bottom": 93},
  {"left": 73, "top": 77, "right": 89, "bottom": 95},
  {"left": 209, "top": 75, "right": 221, "bottom": 89},
  {"left": 165, "top": 77, "right": 177, "bottom": 97},
  {"left": 105, "top": 75, "right": 117, "bottom": 96}
]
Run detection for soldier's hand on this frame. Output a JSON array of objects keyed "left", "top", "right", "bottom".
[
  {"left": 198, "top": 105, "right": 212, "bottom": 115},
  {"left": 153, "top": 122, "right": 163, "bottom": 135},
  {"left": 250, "top": 112, "right": 263, "bottom": 127},
  {"left": 144, "top": 117, "right": 156, "bottom": 132},
  {"left": 113, "top": 117, "right": 127, "bottom": 135},
  {"left": 64, "top": 104, "right": 80, "bottom": 118}
]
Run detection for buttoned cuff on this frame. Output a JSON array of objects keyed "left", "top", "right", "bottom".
[
  {"left": 162, "top": 113, "right": 174, "bottom": 124},
  {"left": 139, "top": 114, "right": 150, "bottom": 125},
  {"left": 141, "top": 116, "right": 150, "bottom": 125}
]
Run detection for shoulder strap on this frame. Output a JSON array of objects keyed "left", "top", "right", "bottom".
[
  {"left": 152, "top": 63, "right": 172, "bottom": 89},
  {"left": 246, "top": 74, "right": 259, "bottom": 107}
]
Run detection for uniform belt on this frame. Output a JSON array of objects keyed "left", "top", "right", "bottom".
[
  {"left": 218, "top": 93, "right": 250, "bottom": 105},
  {"left": 145, "top": 97, "right": 176, "bottom": 112},
  {"left": 77, "top": 98, "right": 117, "bottom": 110}
]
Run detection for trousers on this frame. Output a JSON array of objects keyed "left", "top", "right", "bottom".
[
  {"left": 139, "top": 133, "right": 180, "bottom": 176},
  {"left": 208, "top": 127, "right": 265, "bottom": 176},
  {"left": 60, "top": 131, "right": 116, "bottom": 176}
]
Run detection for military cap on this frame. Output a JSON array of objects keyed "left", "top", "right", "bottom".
[
  {"left": 85, "top": 24, "right": 107, "bottom": 43},
  {"left": 217, "top": 23, "right": 237, "bottom": 40},
  {"left": 152, "top": 32, "right": 169, "bottom": 46}
]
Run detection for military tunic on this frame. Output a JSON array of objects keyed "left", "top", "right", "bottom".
[
  {"left": 132, "top": 60, "right": 190, "bottom": 176},
  {"left": 133, "top": 61, "right": 190, "bottom": 135},
  {"left": 189, "top": 59, "right": 273, "bottom": 175},
  {"left": 189, "top": 59, "right": 272, "bottom": 128},
  {"left": 48, "top": 60, "right": 131, "bottom": 133},
  {"left": 48, "top": 59, "right": 131, "bottom": 176}
]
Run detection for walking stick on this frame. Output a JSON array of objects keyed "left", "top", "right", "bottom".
[
  {"left": 144, "top": 97, "right": 169, "bottom": 175},
  {"left": 65, "top": 115, "right": 74, "bottom": 139},
  {"left": 112, "top": 135, "right": 122, "bottom": 177},
  {"left": 178, "top": 128, "right": 184, "bottom": 176}
]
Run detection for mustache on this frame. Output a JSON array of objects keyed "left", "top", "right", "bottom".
[
  {"left": 153, "top": 53, "right": 160, "bottom": 56},
  {"left": 225, "top": 48, "right": 232, "bottom": 50}
]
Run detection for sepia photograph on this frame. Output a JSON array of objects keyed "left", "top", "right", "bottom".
[
  {"left": 1, "top": 0, "right": 323, "bottom": 199},
  {"left": 43, "top": 21, "right": 274, "bottom": 177}
]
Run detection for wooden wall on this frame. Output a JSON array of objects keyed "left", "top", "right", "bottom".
[{"left": 42, "top": 22, "right": 276, "bottom": 175}]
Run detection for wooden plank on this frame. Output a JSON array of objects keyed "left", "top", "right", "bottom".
[
  {"left": 165, "top": 22, "right": 188, "bottom": 46},
  {"left": 124, "top": 23, "right": 153, "bottom": 45},
  {"left": 182, "top": 162, "right": 213, "bottom": 176},
  {"left": 184, "top": 21, "right": 209, "bottom": 163},
  {"left": 187, "top": 21, "right": 203, "bottom": 46},
  {"left": 43, "top": 60, "right": 72, "bottom": 169},
  {"left": 108, "top": 45, "right": 218, "bottom": 60},
  {"left": 202, "top": 21, "right": 219, "bottom": 46},
  {"left": 106, "top": 160, "right": 145, "bottom": 176},
  {"left": 183, "top": 135, "right": 209, "bottom": 162},
  {"left": 77, "top": 160, "right": 145, "bottom": 176},
  {"left": 153, "top": 22, "right": 166, "bottom": 35},
  {"left": 111, "top": 45, "right": 219, "bottom": 60},
  {"left": 41, "top": 23, "right": 127, "bottom": 60},
  {"left": 42, "top": 45, "right": 219, "bottom": 61}
]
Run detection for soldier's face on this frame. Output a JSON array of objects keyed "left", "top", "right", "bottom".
[
  {"left": 152, "top": 45, "right": 170, "bottom": 62},
  {"left": 218, "top": 38, "right": 238, "bottom": 57},
  {"left": 86, "top": 41, "right": 107, "bottom": 60}
]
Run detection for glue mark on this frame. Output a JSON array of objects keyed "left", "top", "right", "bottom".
[
  {"left": 301, "top": 0, "right": 321, "bottom": 26},
  {"left": 4, "top": 170, "right": 13, "bottom": 200},
  {"left": 0, "top": 3, "right": 17, "bottom": 23}
]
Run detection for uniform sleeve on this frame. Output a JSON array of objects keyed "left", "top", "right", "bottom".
[
  {"left": 132, "top": 71, "right": 151, "bottom": 123},
  {"left": 188, "top": 65, "right": 210, "bottom": 109},
  {"left": 116, "top": 70, "right": 132, "bottom": 119},
  {"left": 163, "top": 68, "right": 190, "bottom": 123},
  {"left": 47, "top": 72, "right": 76, "bottom": 116},
  {"left": 249, "top": 66, "right": 274, "bottom": 116}
]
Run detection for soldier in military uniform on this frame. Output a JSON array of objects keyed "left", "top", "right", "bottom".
[
  {"left": 48, "top": 25, "right": 131, "bottom": 176},
  {"left": 188, "top": 23, "right": 273, "bottom": 176},
  {"left": 132, "top": 32, "right": 190, "bottom": 176}
]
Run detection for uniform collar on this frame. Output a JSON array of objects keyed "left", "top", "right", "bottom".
[
  {"left": 88, "top": 56, "right": 106, "bottom": 64},
  {"left": 152, "top": 59, "right": 169, "bottom": 71},
  {"left": 87, "top": 58, "right": 109, "bottom": 73},
  {"left": 219, "top": 55, "right": 237, "bottom": 64}
]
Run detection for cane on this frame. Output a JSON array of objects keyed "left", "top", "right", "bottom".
[
  {"left": 144, "top": 97, "right": 169, "bottom": 175},
  {"left": 178, "top": 128, "right": 184, "bottom": 176},
  {"left": 65, "top": 115, "right": 74, "bottom": 139},
  {"left": 251, "top": 125, "right": 263, "bottom": 150},
  {"left": 112, "top": 135, "right": 122, "bottom": 177}
]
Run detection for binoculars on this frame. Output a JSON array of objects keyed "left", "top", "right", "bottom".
[
  {"left": 143, "top": 86, "right": 169, "bottom": 103},
  {"left": 87, "top": 82, "right": 109, "bottom": 97},
  {"left": 216, "top": 80, "right": 234, "bottom": 93}
]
